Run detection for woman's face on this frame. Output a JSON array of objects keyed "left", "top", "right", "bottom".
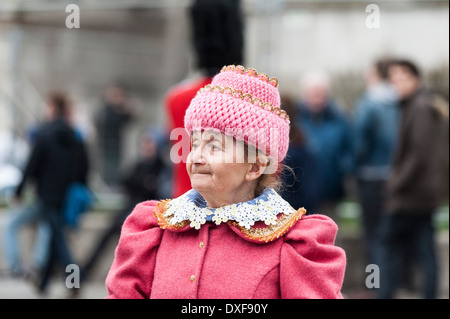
[{"left": 186, "top": 131, "right": 260, "bottom": 207}]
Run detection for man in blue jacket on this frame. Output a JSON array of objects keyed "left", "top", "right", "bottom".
[
  {"left": 353, "top": 59, "right": 400, "bottom": 269},
  {"left": 297, "top": 71, "right": 354, "bottom": 220}
]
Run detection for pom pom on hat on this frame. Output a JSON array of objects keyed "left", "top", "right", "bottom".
[{"left": 184, "top": 65, "right": 290, "bottom": 162}]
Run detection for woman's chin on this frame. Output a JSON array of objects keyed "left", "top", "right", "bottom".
[{"left": 190, "top": 174, "right": 212, "bottom": 191}]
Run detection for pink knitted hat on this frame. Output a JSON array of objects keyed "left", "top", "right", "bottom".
[{"left": 184, "top": 65, "right": 290, "bottom": 162}]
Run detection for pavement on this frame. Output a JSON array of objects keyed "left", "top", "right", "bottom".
[
  {"left": 0, "top": 275, "right": 447, "bottom": 299},
  {"left": 0, "top": 275, "right": 107, "bottom": 299},
  {"left": 0, "top": 206, "right": 115, "bottom": 299}
]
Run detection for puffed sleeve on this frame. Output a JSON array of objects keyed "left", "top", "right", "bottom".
[
  {"left": 280, "top": 214, "right": 346, "bottom": 299},
  {"left": 105, "top": 200, "right": 164, "bottom": 299}
]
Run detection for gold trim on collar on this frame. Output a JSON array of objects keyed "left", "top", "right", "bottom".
[
  {"left": 228, "top": 207, "right": 306, "bottom": 243},
  {"left": 154, "top": 199, "right": 189, "bottom": 230}
]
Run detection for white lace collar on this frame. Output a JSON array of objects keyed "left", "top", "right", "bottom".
[{"left": 164, "top": 188, "right": 296, "bottom": 230}]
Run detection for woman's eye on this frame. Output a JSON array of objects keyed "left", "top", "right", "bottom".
[{"left": 207, "top": 143, "right": 221, "bottom": 152}]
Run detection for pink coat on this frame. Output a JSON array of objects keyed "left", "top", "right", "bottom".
[{"left": 105, "top": 200, "right": 346, "bottom": 299}]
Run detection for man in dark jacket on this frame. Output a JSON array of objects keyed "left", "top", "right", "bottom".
[
  {"left": 14, "top": 92, "right": 89, "bottom": 293},
  {"left": 378, "top": 60, "right": 449, "bottom": 299}
]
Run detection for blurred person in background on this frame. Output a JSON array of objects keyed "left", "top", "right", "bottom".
[
  {"left": 280, "top": 95, "right": 320, "bottom": 213},
  {"left": 2, "top": 136, "right": 52, "bottom": 279},
  {"left": 95, "top": 83, "right": 138, "bottom": 188},
  {"left": 6, "top": 91, "right": 89, "bottom": 295},
  {"left": 353, "top": 58, "right": 400, "bottom": 274},
  {"left": 81, "top": 127, "right": 164, "bottom": 282},
  {"left": 165, "top": 0, "right": 244, "bottom": 198},
  {"left": 378, "top": 59, "right": 449, "bottom": 299},
  {"left": 296, "top": 71, "right": 354, "bottom": 221}
]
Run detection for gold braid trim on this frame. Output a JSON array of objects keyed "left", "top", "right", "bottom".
[
  {"left": 228, "top": 207, "right": 307, "bottom": 243},
  {"left": 197, "top": 84, "right": 290, "bottom": 123},
  {"left": 154, "top": 200, "right": 189, "bottom": 230},
  {"left": 221, "top": 65, "right": 279, "bottom": 88}
]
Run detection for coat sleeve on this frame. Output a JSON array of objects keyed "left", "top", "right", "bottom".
[
  {"left": 280, "top": 214, "right": 346, "bottom": 299},
  {"left": 105, "top": 200, "right": 164, "bottom": 299},
  {"left": 388, "top": 101, "right": 437, "bottom": 194},
  {"left": 353, "top": 97, "right": 375, "bottom": 167},
  {"left": 15, "top": 131, "right": 46, "bottom": 199}
]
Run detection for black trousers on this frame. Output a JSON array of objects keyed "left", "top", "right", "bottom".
[
  {"left": 377, "top": 212, "right": 438, "bottom": 299},
  {"left": 38, "top": 203, "right": 75, "bottom": 292},
  {"left": 357, "top": 180, "right": 386, "bottom": 266}
]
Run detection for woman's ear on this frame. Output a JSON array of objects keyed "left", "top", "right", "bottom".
[{"left": 245, "top": 155, "right": 269, "bottom": 182}]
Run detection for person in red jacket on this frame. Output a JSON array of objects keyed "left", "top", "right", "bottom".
[
  {"left": 106, "top": 65, "right": 346, "bottom": 299},
  {"left": 165, "top": 78, "right": 212, "bottom": 197},
  {"left": 165, "top": 0, "right": 244, "bottom": 197}
]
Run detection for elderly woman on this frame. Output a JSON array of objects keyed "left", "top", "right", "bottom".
[{"left": 105, "top": 65, "right": 346, "bottom": 299}]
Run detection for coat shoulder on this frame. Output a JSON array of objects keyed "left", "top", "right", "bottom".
[
  {"left": 122, "top": 200, "right": 161, "bottom": 233},
  {"left": 283, "top": 213, "right": 339, "bottom": 244}
]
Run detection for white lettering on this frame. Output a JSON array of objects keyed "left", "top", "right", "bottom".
[
  {"left": 65, "top": 4, "right": 80, "bottom": 29},
  {"left": 365, "top": 264, "right": 380, "bottom": 288},
  {"left": 65, "top": 264, "right": 80, "bottom": 288},
  {"left": 365, "top": 4, "right": 380, "bottom": 29}
]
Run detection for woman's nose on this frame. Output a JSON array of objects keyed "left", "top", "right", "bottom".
[{"left": 191, "top": 145, "right": 206, "bottom": 164}]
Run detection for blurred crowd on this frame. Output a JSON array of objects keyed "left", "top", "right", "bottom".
[{"left": 0, "top": 0, "right": 448, "bottom": 299}]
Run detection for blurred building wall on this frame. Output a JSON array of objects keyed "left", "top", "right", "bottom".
[
  {"left": 0, "top": 0, "right": 448, "bottom": 172},
  {"left": 245, "top": 0, "right": 449, "bottom": 98},
  {"left": 0, "top": 2, "right": 192, "bottom": 175}
]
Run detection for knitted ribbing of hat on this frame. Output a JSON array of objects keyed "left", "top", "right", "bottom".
[
  {"left": 184, "top": 66, "right": 290, "bottom": 162},
  {"left": 213, "top": 72, "right": 281, "bottom": 109}
]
